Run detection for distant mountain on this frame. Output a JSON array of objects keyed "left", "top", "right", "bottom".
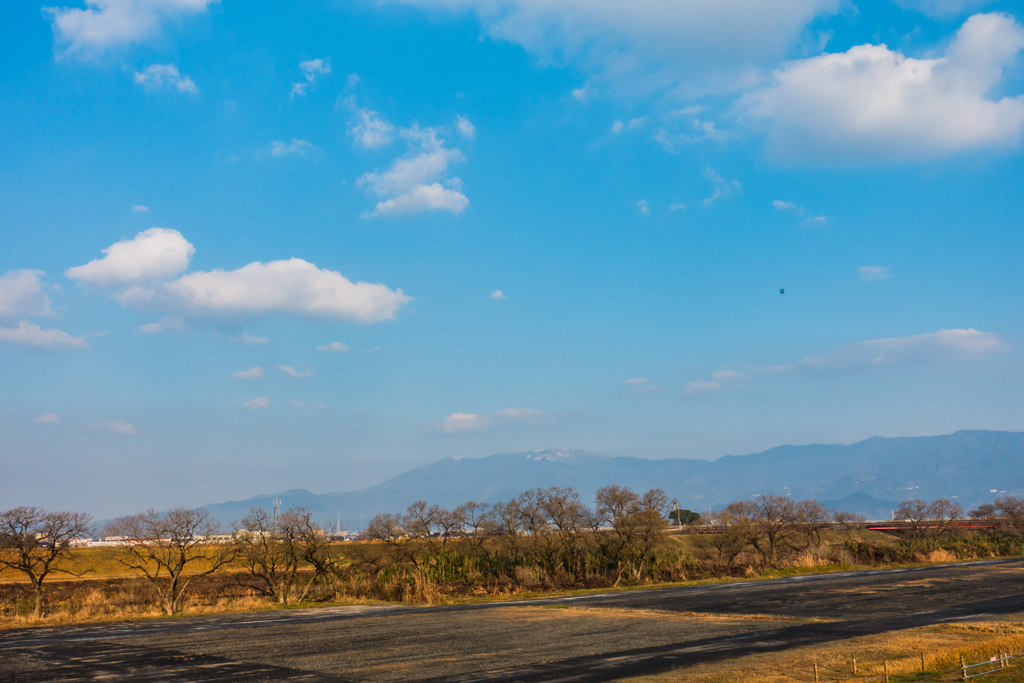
[{"left": 202, "top": 430, "right": 1024, "bottom": 528}]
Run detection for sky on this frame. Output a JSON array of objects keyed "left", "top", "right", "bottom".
[{"left": 2, "top": 0, "right": 1024, "bottom": 518}]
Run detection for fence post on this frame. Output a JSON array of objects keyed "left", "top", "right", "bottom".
[
  {"left": 921, "top": 650, "right": 926, "bottom": 673},
  {"left": 853, "top": 655, "right": 857, "bottom": 676},
  {"left": 814, "top": 662, "right": 819, "bottom": 682},
  {"left": 884, "top": 660, "right": 889, "bottom": 683},
  {"left": 961, "top": 654, "right": 967, "bottom": 680}
]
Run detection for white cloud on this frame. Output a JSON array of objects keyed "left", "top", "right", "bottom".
[
  {"left": 279, "top": 365, "right": 313, "bottom": 379},
  {"left": 34, "top": 413, "right": 60, "bottom": 424},
  {"left": 773, "top": 200, "right": 798, "bottom": 210},
  {"left": 243, "top": 397, "right": 269, "bottom": 410},
  {"left": 270, "top": 139, "right": 315, "bottom": 157},
  {"left": 490, "top": 290, "right": 506, "bottom": 300},
  {"left": 119, "top": 257, "right": 411, "bottom": 323},
  {"left": 358, "top": 125, "right": 469, "bottom": 217},
  {"left": 685, "top": 380, "right": 721, "bottom": 397},
  {"left": 806, "top": 215, "right": 828, "bottom": 225},
  {"left": 309, "top": 402, "right": 326, "bottom": 410},
  {"left": 702, "top": 167, "right": 740, "bottom": 208},
  {"left": 0, "top": 322, "right": 88, "bottom": 351},
  {"left": 438, "top": 407, "right": 544, "bottom": 434},
  {"left": 291, "top": 57, "right": 331, "bottom": 97},
  {"left": 386, "top": 0, "right": 840, "bottom": 97},
  {"left": 628, "top": 117, "right": 646, "bottom": 129},
  {"left": 742, "top": 13, "right": 1024, "bottom": 163},
  {"left": 91, "top": 420, "right": 138, "bottom": 435},
  {"left": 349, "top": 108, "right": 397, "bottom": 149},
  {"left": 131, "top": 204, "right": 150, "bottom": 212},
  {"left": 229, "top": 332, "right": 269, "bottom": 344},
  {"left": 803, "top": 328, "right": 1001, "bottom": 368},
  {"left": 286, "top": 398, "right": 305, "bottom": 408},
  {"left": 456, "top": 116, "right": 476, "bottom": 139},
  {"left": 623, "top": 378, "right": 661, "bottom": 393},
  {"left": 636, "top": 199, "right": 650, "bottom": 216},
  {"left": 66, "top": 228, "right": 194, "bottom": 286},
  {"left": 133, "top": 64, "right": 198, "bottom": 94},
  {"left": 571, "top": 85, "right": 592, "bottom": 102},
  {"left": 371, "top": 183, "right": 469, "bottom": 216},
  {"left": 45, "top": 0, "right": 219, "bottom": 58},
  {"left": 317, "top": 341, "right": 350, "bottom": 353},
  {"left": 669, "top": 201, "right": 686, "bottom": 211},
  {"left": 139, "top": 316, "right": 186, "bottom": 335},
  {"left": 611, "top": 120, "right": 624, "bottom": 134},
  {"left": 234, "top": 366, "right": 263, "bottom": 380},
  {"left": 859, "top": 266, "right": 892, "bottom": 281},
  {"left": 0, "top": 270, "right": 53, "bottom": 319}
]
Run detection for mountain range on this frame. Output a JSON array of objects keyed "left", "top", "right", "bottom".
[{"left": 202, "top": 430, "right": 1024, "bottom": 529}]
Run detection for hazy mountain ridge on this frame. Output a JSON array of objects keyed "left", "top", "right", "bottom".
[{"left": 202, "top": 430, "right": 1024, "bottom": 528}]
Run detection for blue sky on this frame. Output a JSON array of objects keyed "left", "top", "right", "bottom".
[{"left": 2, "top": 0, "right": 1024, "bottom": 517}]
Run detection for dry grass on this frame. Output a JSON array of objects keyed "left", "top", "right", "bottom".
[{"left": 621, "top": 615, "right": 1024, "bottom": 682}]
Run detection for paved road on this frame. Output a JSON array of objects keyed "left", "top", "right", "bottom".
[{"left": 2, "top": 559, "right": 1023, "bottom": 682}]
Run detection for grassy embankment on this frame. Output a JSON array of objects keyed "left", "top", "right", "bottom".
[{"left": 624, "top": 617, "right": 1024, "bottom": 682}]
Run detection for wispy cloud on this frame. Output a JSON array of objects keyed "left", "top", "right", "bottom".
[
  {"left": 234, "top": 367, "right": 263, "bottom": 380},
  {"left": 859, "top": 266, "right": 892, "bottom": 281},
  {"left": 46, "top": 0, "right": 218, "bottom": 58},
  {"left": 438, "top": 408, "right": 544, "bottom": 434},
  {"left": 133, "top": 64, "right": 198, "bottom": 94},
  {"left": 230, "top": 333, "right": 269, "bottom": 344},
  {"left": 317, "top": 341, "right": 350, "bottom": 353},
  {"left": 687, "top": 328, "right": 1004, "bottom": 395},
  {"left": 91, "top": 420, "right": 138, "bottom": 436},
  {"left": 702, "top": 167, "right": 740, "bottom": 208},
  {"left": 0, "top": 322, "right": 88, "bottom": 351},
  {"left": 269, "top": 139, "right": 315, "bottom": 158},
  {"left": 279, "top": 365, "right": 313, "bottom": 379},
  {"left": 243, "top": 397, "right": 269, "bottom": 410},
  {"left": 490, "top": 290, "right": 506, "bottom": 300},
  {"left": 0, "top": 270, "right": 53, "bottom": 319},
  {"left": 291, "top": 57, "right": 331, "bottom": 97},
  {"left": 357, "top": 124, "right": 468, "bottom": 217},
  {"left": 139, "top": 316, "right": 186, "bottom": 336},
  {"left": 131, "top": 204, "right": 150, "bottom": 212},
  {"left": 34, "top": 413, "right": 60, "bottom": 424},
  {"left": 685, "top": 380, "right": 721, "bottom": 397}
]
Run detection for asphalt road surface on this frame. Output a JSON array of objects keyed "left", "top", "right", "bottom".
[{"left": 2, "top": 559, "right": 1023, "bottom": 682}]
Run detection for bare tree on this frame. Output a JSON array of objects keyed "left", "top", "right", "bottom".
[
  {"left": 232, "top": 507, "right": 302, "bottom": 604},
  {"left": 290, "top": 508, "right": 340, "bottom": 602},
  {"left": 727, "top": 495, "right": 800, "bottom": 565},
  {"left": 969, "top": 503, "right": 997, "bottom": 521},
  {"left": 928, "top": 498, "right": 963, "bottom": 539},
  {"left": 105, "top": 507, "right": 235, "bottom": 615},
  {"left": 894, "top": 499, "right": 931, "bottom": 535},
  {"left": 995, "top": 495, "right": 1024, "bottom": 535},
  {"left": 595, "top": 485, "right": 669, "bottom": 584},
  {"left": 0, "top": 507, "right": 92, "bottom": 618},
  {"left": 833, "top": 509, "right": 867, "bottom": 541}
]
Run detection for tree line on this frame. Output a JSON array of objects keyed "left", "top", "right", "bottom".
[{"left": 3, "top": 492, "right": 1024, "bottom": 618}]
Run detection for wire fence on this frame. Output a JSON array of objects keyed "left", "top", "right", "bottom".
[{"left": 794, "top": 650, "right": 1019, "bottom": 682}]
